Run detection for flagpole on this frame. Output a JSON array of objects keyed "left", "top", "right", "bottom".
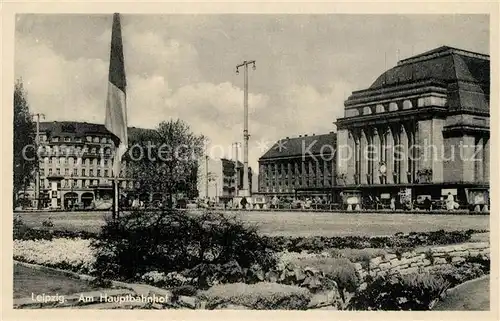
[
  {"left": 105, "top": 12, "right": 128, "bottom": 220},
  {"left": 114, "top": 177, "right": 119, "bottom": 219}
]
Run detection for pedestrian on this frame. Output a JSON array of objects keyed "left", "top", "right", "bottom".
[
  {"left": 446, "top": 192, "right": 454, "bottom": 211},
  {"left": 240, "top": 197, "right": 248, "bottom": 210},
  {"left": 424, "top": 196, "right": 432, "bottom": 211},
  {"left": 390, "top": 197, "right": 396, "bottom": 211}
]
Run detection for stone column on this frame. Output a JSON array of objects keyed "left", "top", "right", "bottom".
[
  {"left": 484, "top": 137, "right": 490, "bottom": 182},
  {"left": 386, "top": 127, "right": 395, "bottom": 184},
  {"left": 354, "top": 138, "right": 359, "bottom": 184},
  {"left": 360, "top": 130, "right": 368, "bottom": 184},
  {"left": 336, "top": 129, "right": 347, "bottom": 184},
  {"left": 462, "top": 135, "right": 476, "bottom": 182},
  {"left": 475, "top": 137, "right": 484, "bottom": 183},
  {"left": 287, "top": 162, "right": 292, "bottom": 191},
  {"left": 400, "top": 125, "right": 409, "bottom": 184},
  {"left": 372, "top": 128, "right": 381, "bottom": 183},
  {"left": 301, "top": 159, "right": 306, "bottom": 187},
  {"left": 431, "top": 119, "right": 444, "bottom": 183},
  {"left": 323, "top": 158, "right": 328, "bottom": 186},
  {"left": 346, "top": 130, "right": 356, "bottom": 185}
]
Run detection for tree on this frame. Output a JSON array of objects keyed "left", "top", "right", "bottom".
[
  {"left": 13, "top": 79, "right": 36, "bottom": 208},
  {"left": 125, "top": 119, "right": 205, "bottom": 207}
]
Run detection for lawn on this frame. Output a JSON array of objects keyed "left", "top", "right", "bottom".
[
  {"left": 16, "top": 210, "right": 489, "bottom": 237},
  {"left": 433, "top": 276, "right": 490, "bottom": 311},
  {"left": 13, "top": 264, "right": 103, "bottom": 299}
]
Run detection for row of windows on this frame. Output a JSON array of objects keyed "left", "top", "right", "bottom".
[
  {"left": 40, "top": 145, "right": 113, "bottom": 155},
  {"left": 345, "top": 96, "right": 447, "bottom": 118},
  {"left": 261, "top": 163, "right": 334, "bottom": 174},
  {"left": 262, "top": 179, "right": 333, "bottom": 187},
  {"left": 43, "top": 179, "right": 135, "bottom": 190},
  {"left": 44, "top": 135, "right": 111, "bottom": 144},
  {"left": 263, "top": 170, "right": 333, "bottom": 177},
  {"left": 43, "top": 157, "right": 112, "bottom": 167},
  {"left": 41, "top": 168, "right": 110, "bottom": 177}
]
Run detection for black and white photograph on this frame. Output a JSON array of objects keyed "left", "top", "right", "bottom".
[{"left": 5, "top": 4, "right": 497, "bottom": 316}]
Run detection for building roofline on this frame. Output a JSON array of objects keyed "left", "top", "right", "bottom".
[{"left": 398, "top": 45, "right": 489, "bottom": 66}]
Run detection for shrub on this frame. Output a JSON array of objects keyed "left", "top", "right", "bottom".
[
  {"left": 92, "top": 209, "right": 277, "bottom": 285},
  {"left": 265, "top": 229, "right": 480, "bottom": 253},
  {"left": 198, "top": 282, "right": 312, "bottom": 310},
  {"left": 348, "top": 273, "right": 450, "bottom": 310},
  {"left": 13, "top": 223, "right": 98, "bottom": 241},
  {"left": 42, "top": 218, "right": 54, "bottom": 227},
  {"left": 329, "top": 248, "right": 387, "bottom": 267},
  {"left": 465, "top": 255, "right": 490, "bottom": 273},
  {"left": 293, "top": 257, "right": 358, "bottom": 295},
  {"left": 432, "top": 263, "right": 486, "bottom": 288}
]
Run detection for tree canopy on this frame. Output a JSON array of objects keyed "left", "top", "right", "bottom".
[
  {"left": 13, "top": 80, "right": 36, "bottom": 207},
  {"left": 124, "top": 119, "right": 205, "bottom": 205}
]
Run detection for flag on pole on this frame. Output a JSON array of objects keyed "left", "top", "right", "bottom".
[{"left": 105, "top": 13, "right": 128, "bottom": 178}]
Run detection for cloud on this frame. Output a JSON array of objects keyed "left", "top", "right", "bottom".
[
  {"left": 15, "top": 35, "right": 108, "bottom": 123},
  {"left": 14, "top": 14, "right": 489, "bottom": 173}
]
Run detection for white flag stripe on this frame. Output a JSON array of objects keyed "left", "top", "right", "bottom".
[{"left": 105, "top": 81, "right": 128, "bottom": 177}]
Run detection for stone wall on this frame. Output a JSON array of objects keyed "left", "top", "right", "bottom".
[{"left": 354, "top": 242, "right": 490, "bottom": 282}]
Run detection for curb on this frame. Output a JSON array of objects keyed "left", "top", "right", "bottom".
[{"left": 13, "top": 260, "right": 174, "bottom": 300}]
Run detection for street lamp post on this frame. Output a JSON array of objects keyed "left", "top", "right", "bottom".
[
  {"left": 232, "top": 142, "right": 241, "bottom": 197},
  {"left": 208, "top": 172, "right": 218, "bottom": 205},
  {"left": 236, "top": 60, "right": 256, "bottom": 197},
  {"left": 32, "top": 113, "right": 45, "bottom": 209}
]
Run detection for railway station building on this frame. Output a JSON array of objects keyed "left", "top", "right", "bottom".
[{"left": 335, "top": 46, "right": 490, "bottom": 210}]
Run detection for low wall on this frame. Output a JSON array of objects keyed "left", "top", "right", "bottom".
[{"left": 354, "top": 242, "right": 490, "bottom": 282}]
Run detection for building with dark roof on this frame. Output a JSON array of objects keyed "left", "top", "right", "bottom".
[
  {"left": 257, "top": 132, "right": 336, "bottom": 200},
  {"left": 197, "top": 157, "right": 254, "bottom": 204},
  {"left": 335, "top": 46, "right": 489, "bottom": 210},
  {"left": 24, "top": 121, "right": 155, "bottom": 209}
]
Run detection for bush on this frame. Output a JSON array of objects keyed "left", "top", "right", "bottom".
[
  {"left": 13, "top": 225, "right": 98, "bottom": 241},
  {"left": 265, "top": 229, "right": 480, "bottom": 253},
  {"left": 42, "top": 218, "right": 54, "bottom": 227},
  {"left": 198, "top": 282, "right": 312, "bottom": 310},
  {"left": 329, "top": 248, "right": 388, "bottom": 268},
  {"left": 92, "top": 210, "right": 277, "bottom": 285},
  {"left": 432, "top": 263, "right": 486, "bottom": 288},
  {"left": 348, "top": 273, "right": 450, "bottom": 310},
  {"left": 465, "top": 255, "right": 490, "bottom": 273},
  {"left": 292, "top": 257, "right": 358, "bottom": 295}
]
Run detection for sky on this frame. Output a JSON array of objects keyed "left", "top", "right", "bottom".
[{"left": 15, "top": 14, "right": 489, "bottom": 172}]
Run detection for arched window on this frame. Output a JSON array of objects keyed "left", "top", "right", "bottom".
[
  {"left": 375, "top": 104, "right": 385, "bottom": 113},
  {"left": 388, "top": 102, "right": 398, "bottom": 111},
  {"left": 403, "top": 100, "right": 412, "bottom": 110},
  {"left": 363, "top": 106, "right": 372, "bottom": 115}
]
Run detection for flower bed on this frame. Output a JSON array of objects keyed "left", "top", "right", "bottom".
[{"left": 13, "top": 238, "right": 96, "bottom": 274}]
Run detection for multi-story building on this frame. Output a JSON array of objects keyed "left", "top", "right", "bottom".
[
  {"left": 24, "top": 121, "right": 150, "bottom": 209},
  {"left": 257, "top": 132, "right": 337, "bottom": 201},
  {"left": 197, "top": 157, "right": 254, "bottom": 203},
  {"left": 335, "top": 46, "right": 489, "bottom": 209}
]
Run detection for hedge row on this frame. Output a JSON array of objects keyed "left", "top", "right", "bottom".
[{"left": 264, "top": 229, "right": 486, "bottom": 253}]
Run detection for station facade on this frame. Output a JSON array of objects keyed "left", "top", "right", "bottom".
[{"left": 335, "top": 46, "right": 490, "bottom": 209}]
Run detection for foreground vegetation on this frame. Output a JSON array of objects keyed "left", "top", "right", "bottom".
[{"left": 13, "top": 211, "right": 490, "bottom": 310}]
